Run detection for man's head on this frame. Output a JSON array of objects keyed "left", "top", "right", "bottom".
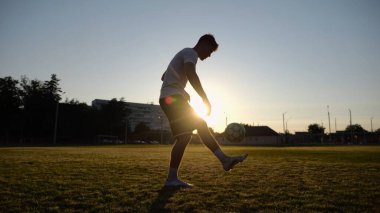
[{"left": 194, "top": 34, "right": 219, "bottom": 61}]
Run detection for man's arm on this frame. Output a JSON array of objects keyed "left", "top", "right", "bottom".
[{"left": 184, "top": 62, "right": 211, "bottom": 115}]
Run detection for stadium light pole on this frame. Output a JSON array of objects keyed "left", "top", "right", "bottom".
[
  {"left": 53, "top": 92, "right": 65, "bottom": 145},
  {"left": 125, "top": 117, "right": 128, "bottom": 144},
  {"left": 371, "top": 117, "right": 373, "bottom": 133},
  {"left": 282, "top": 112, "right": 287, "bottom": 134},
  {"left": 285, "top": 121, "right": 287, "bottom": 133},
  {"left": 349, "top": 109, "right": 352, "bottom": 126},
  {"left": 53, "top": 102, "right": 59, "bottom": 145},
  {"left": 19, "top": 105, "right": 25, "bottom": 143},
  {"left": 349, "top": 109, "right": 353, "bottom": 143},
  {"left": 335, "top": 117, "right": 337, "bottom": 133},
  {"left": 286, "top": 117, "right": 291, "bottom": 133},
  {"left": 224, "top": 112, "right": 228, "bottom": 128},
  {"left": 327, "top": 105, "right": 331, "bottom": 135}
]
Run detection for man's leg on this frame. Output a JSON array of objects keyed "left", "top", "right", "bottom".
[
  {"left": 197, "top": 120, "right": 248, "bottom": 171},
  {"left": 165, "top": 134, "right": 193, "bottom": 187},
  {"left": 197, "top": 120, "right": 226, "bottom": 157}
]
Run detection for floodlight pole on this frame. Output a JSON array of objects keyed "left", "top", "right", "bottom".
[
  {"left": 53, "top": 92, "right": 65, "bottom": 145},
  {"left": 125, "top": 116, "right": 128, "bottom": 144},
  {"left": 349, "top": 109, "right": 353, "bottom": 143},
  {"left": 282, "top": 112, "right": 287, "bottom": 144},
  {"left": 371, "top": 117, "right": 373, "bottom": 133},
  {"left": 349, "top": 109, "right": 352, "bottom": 126},
  {"left": 282, "top": 112, "right": 287, "bottom": 134},
  {"left": 53, "top": 102, "right": 59, "bottom": 145},
  {"left": 286, "top": 117, "right": 291, "bottom": 133},
  {"left": 327, "top": 105, "right": 331, "bottom": 135}
]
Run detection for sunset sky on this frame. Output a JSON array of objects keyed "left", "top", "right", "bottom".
[{"left": 1, "top": 0, "right": 379, "bottom": 133}]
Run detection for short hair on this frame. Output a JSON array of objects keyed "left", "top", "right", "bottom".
[{"left": 197, "top": 34, "right": 219, "bottom": 51}]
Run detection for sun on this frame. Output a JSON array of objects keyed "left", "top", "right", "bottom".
[{"left": 189, "top": 97, "right": 221, "bottom": 129}]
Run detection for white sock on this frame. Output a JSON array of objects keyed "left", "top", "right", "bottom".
[
  {"left": 214, "top": 148, "right": 228, "bottom": 163},
  {"left": 167, "top": 167, "right": 178, "bottom": 181}
]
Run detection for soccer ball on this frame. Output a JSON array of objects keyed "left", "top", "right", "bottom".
[{"left": 225, "top": 123, "right": 245, "bottom": 143}]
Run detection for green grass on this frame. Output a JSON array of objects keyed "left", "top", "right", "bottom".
[{"left": 1, "top": 145, "right": 380, "bottom": 212}]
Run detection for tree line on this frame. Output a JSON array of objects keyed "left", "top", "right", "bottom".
[
  {"left": 1, "top": 74, "right": 378, "bottom": 146},
  {"left": 0, "top": 74, "right": 161, "bottom": 146},
  {"left": 306, "top": 123, "right": 375, "bottom": 134}
]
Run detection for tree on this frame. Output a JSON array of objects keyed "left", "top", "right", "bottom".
[
  {"left": 308, "top": 123, "right": 325, "bottom": 134},
  {"left": 375, "top": 128, "right": 380, "bottom": 133},
  {"left": 0, "top": 76, "right": 22, "bottom": 110},
  {"left": 345, "top": 124, "right": 367, "bottom": 133},
  {"left": 43, "top": 74, "right": 62, "bottom": 103},
  {"left": 20, "top": 74, "right": 63, "bottom": 143},
  {"left": 97, "top": 98, "right": 129, "bottom": 138},
  {"left": 0, "top": 77, "right": 22, "bottom": 144},
  {"left": 58, "top": 100, "right": 95, "bottom": 144},
  {"left": 21, "top": 74, "right": 62, "bottom": 107}
]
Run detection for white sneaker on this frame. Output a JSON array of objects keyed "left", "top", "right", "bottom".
[
  {"left": 164, "top": 179, "right": 193, "bottom": 188},
  {"left": 222, "top": 154, "right": 248, "bottom": 171}
]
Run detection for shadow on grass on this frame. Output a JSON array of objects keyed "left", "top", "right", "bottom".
[{"left": 149, "top": 186, "right": 181, "bottom": 212}]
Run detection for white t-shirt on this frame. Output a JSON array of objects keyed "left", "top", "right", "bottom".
[{"left": 160, "top": 48, "right": 198, "bottom": 99}]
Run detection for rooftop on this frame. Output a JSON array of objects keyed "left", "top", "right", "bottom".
[{"left": 244, "top": 126, "right": 279, "bottom": 136}]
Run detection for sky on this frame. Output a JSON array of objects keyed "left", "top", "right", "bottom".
[{"left": 1, "top": 0, "right": 379, "bottom": 133}]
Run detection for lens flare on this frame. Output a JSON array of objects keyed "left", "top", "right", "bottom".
[{"left": 165, "top": 96, "right": 175, "bottom": 105}]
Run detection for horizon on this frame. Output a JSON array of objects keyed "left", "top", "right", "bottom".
[
  {"left": 81, "top": 97, "right": 377, "bottom": 134},
  {"left": 1, "top": 0, "right": 379, "bottom": 133}
]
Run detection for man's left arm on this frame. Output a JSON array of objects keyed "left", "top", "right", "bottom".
[{"left": 185, "top": 62, "right": 211, "bottom": 115}]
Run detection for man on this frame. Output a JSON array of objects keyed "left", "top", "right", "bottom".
[{"left": 159, "top": 34, "right": 248, "bottom": 187}]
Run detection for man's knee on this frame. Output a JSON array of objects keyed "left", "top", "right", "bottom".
[{"left": 196, "top": 119, "right": 209, "bottom": 133}]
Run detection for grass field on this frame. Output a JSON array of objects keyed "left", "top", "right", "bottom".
[{"left": 1, "top": 145, "right": 380, "bottom": 212}]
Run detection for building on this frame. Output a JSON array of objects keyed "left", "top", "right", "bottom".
[
  {"left": 219, "top": 126, "right": 280, "bottom": 146},
  {"left": 92, "top": 99, "right": 170, "bottom": 132},
  {"left": 243, "top": 126, "right": 280, "bottom": 145}
]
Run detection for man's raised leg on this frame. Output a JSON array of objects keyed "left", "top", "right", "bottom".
[{"left": 197, "top": 120, "right": 248, "bottom": 171}]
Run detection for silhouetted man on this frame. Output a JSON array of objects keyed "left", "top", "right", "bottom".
[{"left": 159, "top": 34, "right": 247, "bottom": 187}]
